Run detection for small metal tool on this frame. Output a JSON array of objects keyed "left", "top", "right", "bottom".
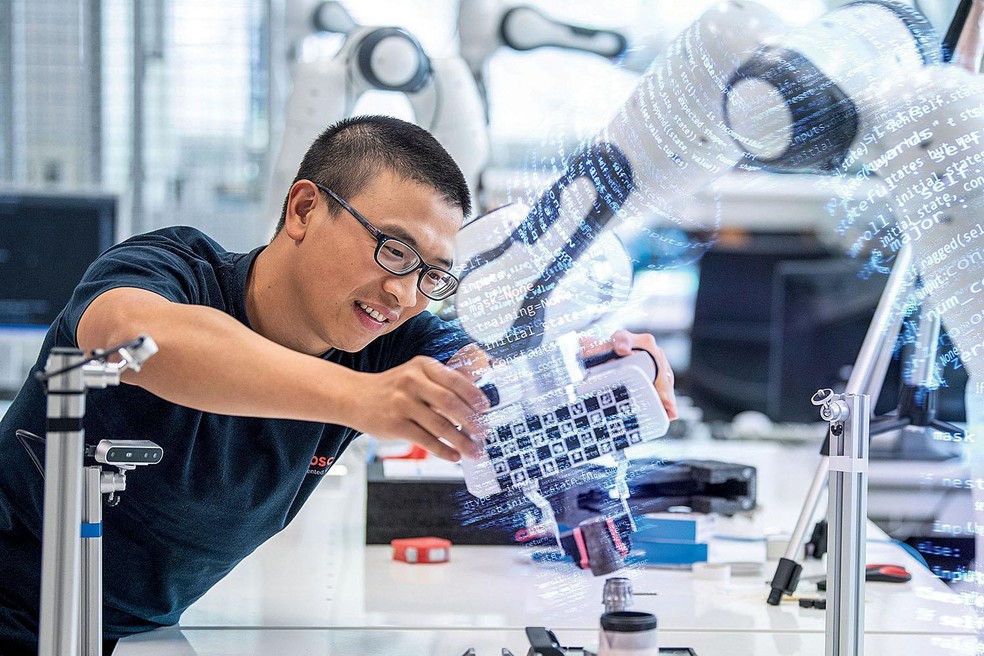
[{"left": 602, "top": 577, "right": 634, "bottom": 613}]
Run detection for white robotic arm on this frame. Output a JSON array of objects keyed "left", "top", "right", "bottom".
[
  {"left": 452, "top": 1, "right": 788, "bottom": 357},
  {"left": 723, "top": 2, "right": 984, "bottom": 378},
  {"left": 266, "top": 2, "right": 489, "bottom": 226},
  {"left": 457, "top": 0, "right": 628, "bottom": 110}
]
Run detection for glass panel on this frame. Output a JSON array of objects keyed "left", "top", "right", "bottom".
[{"left": 137, "top": 0, "right": 269, "bottom": 251}]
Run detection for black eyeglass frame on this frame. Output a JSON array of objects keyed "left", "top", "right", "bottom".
[{"left": 310, "top": 181, "right": 459, "bottom": 300}]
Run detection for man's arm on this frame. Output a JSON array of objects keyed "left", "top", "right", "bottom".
[{"left": 77, "top": 287, "right": 488, "bottom": 461}]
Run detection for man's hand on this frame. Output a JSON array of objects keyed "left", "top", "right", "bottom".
[
  {"left": 581, "top": 329, "right": 679, "bottom": 420},
  {"left": 348, "top": 355, "right": 490, "bottom": 462}
]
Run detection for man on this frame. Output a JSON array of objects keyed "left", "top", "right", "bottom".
[{"left": 0, "top": 115, "right": 677, "bottom": 654}]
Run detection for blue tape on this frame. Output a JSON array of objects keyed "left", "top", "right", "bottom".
[{"left": 80, "top": 522, "right": 102, "bottom": 539}]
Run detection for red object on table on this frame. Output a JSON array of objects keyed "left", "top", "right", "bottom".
[
  {"left": 391, "top": 537, "right": 452, "bottom": 564},
  {"left": 381, "top": 444, "right": 430, "bottom": 460},
  {"left": 866, "top": 563, "right": 911, "bottom": 583}
]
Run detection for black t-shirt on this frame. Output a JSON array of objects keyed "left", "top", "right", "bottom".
[{"left": 0, "top": 226, "right": 469, "bottom": 648}]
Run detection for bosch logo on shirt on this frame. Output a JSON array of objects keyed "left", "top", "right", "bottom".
[{"left": 307, "top": 455, "right": 336, "bottom": 475}]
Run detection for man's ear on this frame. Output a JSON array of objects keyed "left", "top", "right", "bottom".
[{"left": 284, "top": 181, "right": 320, "bottom": 241}]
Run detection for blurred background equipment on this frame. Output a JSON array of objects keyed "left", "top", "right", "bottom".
[{"left": 265, "top": 2, "right": 489, "bottom": 231}]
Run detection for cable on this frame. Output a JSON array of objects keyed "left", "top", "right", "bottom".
[
  {"left": 15, "top": 429, "right": 45, "bottom": 479},
  {"left": 33, "top": 336, "right": 146, "bottom": 382}
]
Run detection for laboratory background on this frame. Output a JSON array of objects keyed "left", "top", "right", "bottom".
[{"left": 2, "top": 0, "right": 984, "bottom": 654}]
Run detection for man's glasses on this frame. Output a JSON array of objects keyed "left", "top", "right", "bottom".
[{"left": 311, "top": 182, "right": 459, "bottom": 301}]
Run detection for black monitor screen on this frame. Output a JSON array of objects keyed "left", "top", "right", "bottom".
[
  {"left": 687, "top": 237, "right": 829, "bottom": 420},
  {"left": 768, "top": 258, "right": 966, "bottom": 423},
  {"left": 0, "top": 192, "right": 116, "bottom": 327}
]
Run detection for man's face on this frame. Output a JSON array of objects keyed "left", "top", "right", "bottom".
[{"left": 291, "top": 169, "right": 462, "bottom": 353}]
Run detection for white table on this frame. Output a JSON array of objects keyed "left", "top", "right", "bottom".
[
  {"left": 115, "top": 439, "right": 978, "bottom": 655},
  {"left": 118, "top": 627, "right": 978, "bottom": 656}
]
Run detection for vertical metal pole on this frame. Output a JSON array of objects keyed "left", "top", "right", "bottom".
[
  {"left": 82, "top": 0, "right": 103, "bottom": 185},
  {"left": 0, "top": 0, "right": 13, "bottom": 183},
  {"left": 906, "top": 309, "right": 941, "bottom": 388},
  {"left": 39, "top": 347, "right": 87, "bottom": 656},
  {"left": 825, "top": 393, "right": 870, "bottom": 656},
  {"left": 5, "top": 0, "right": 26, "bottom": 185},
  {"left": 130, "top": 0, "right": 145, "bottom": 234},
  {"left": 80, "top": 466, "right": 103, "bottom": 656}
]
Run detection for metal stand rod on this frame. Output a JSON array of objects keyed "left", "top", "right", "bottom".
[
  {"left": 852, "top": 247, "right": 915, "bottom": 403},
  {"left": 81, "top": 466, "right": 103, "bottom": 656},
  {"left": 37, "top": 336, "right": 157, "bottom": 656},
  {"left": 825, "top": 393, "right": 870, "bottom": 656},
  {"left": 767, "top": 245, "right": 913, "bottom": 605},
  {"left": 39, "top": 347, "right": 87, "bottom": 656},
  {"left": 787, "top": 453, "right": 830, "bottom": 559},
  {"left": 614, "top": 454, "right": 636, "bottom": 532},
  {"left": 523, "top": 485, "right": 562, "bottom": 550}
]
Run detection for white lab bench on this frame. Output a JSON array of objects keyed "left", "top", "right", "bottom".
[
  {"left": 110, "top": 438, "right": 976, "bottom": 655},
  {"left": 117, "top": 628, "right": 977, "bottom": 656}
]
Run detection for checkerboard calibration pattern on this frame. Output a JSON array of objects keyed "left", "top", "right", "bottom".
[{"left": 485, "top": 383, "right": 641, "bottom": 492}]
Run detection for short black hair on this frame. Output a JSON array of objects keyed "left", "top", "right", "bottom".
[{"left": 275, "top": 115, "right": 471, "bottom": 234}]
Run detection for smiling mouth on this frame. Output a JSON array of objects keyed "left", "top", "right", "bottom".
[{"left": 356, "top": 301, "right": 390, "bottom": 324}]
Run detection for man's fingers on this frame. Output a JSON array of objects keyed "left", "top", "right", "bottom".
[
  {"left": 421, "top": 357, "right": 490, "bottom": 414},
  {"left": 609, "top": 329, "right": 635, "bottom": 356},
  {"left": 402, "top": 423, "right": 462, "bottom": 462},
  {"left": 416, "top": 375, "right": 487, "bottom": 440},
  {"left": 411, "top": 403, "right": 483, "bottom": 460},
  {"left": 656, "top": 381, "right": 679, "bottom": 420},
  {"left": 651, "top": 352, "right": 679, "bottom": 420}
]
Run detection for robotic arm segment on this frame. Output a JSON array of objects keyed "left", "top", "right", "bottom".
[
  {"left": 267, "top": 7, "right": 489, "bottom": 231},
  {"left": 457, "top": 142, "right": 633, "bottom": 356},
  {"left": 352, "top": 27, "right": 431, "bottom": 94},
  {"left": 498, "top": 5, "right": 627, "bottom": 59},
  {"left": 455, "top": 1, "right": 787, "bottom": 352},
  {"left": 725, "top": 46, "right": 860, "bottom": 170},
  {"left": 722, "top": 1, "right": 939, "bottom": 172},
  {"left": 850, "top": 0, "right": 943, "bottom": 65},
  {"left": 848, "top": 66, "right": 984, "bottom": 376},
  {"left": 457, "top": 0, "right": 630, "bottom": 116}
]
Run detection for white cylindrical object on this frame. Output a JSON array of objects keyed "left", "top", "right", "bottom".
[{"left": 597, "top": 611, "right": 659, "bottom": 656}]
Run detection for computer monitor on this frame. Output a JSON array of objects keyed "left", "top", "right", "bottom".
[
  {"left": 687, "top": 236, "right": 830, "bottom": 420},
  {"left": 0, "top": 191, "right": 117, "bottom": 327},
  {"left": 768, "top": 258, "right": 967, "bottom": 423},
  {"left": 0, "top": 191, "right": 117, "bottom": 394}
]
